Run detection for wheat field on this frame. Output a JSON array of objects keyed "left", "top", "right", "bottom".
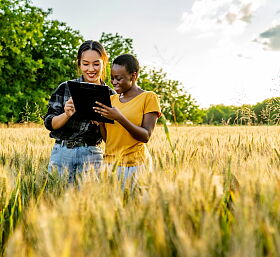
[{"left": 0, "top": 125, "right": 280, "bottom": 257}]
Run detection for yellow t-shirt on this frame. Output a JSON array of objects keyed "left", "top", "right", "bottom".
[{"left": 104, "top": 91, "right": 161, "bottom": 167}]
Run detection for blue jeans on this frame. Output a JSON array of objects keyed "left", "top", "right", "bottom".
[
  {"left": 48, "top": 143, "right": 103, "bottom": 182},
  {"left": 118, "top": 166, "right": 140, "bottom": 190},
  {"left": 105, "top": 165, "right": 144, "bottom": 190}
]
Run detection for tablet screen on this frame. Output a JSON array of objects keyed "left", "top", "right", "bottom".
[{"left": 68, "top": 80, "right": 114, "bottom": 123}]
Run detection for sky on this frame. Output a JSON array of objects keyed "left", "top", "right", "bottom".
[{"left": 32, "top": 0, "right": 280, "bottom": 108}]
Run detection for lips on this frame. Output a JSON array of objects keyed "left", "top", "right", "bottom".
[
  {"left": 87, "top": 73, "right": 96, "bottom": 78},
  {"left": 86, "top": 73, "right": 98, "bottom": 83},
  {"left": 114, "top": 86, "right": 121, "bottom": 94}
]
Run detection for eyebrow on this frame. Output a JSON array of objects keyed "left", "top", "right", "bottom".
[
  {"left": 82, "top": 60, "right": 101, "bottom": 63},
  {"left": 111, "top": 75, "right": 122, "bottom": 79}
]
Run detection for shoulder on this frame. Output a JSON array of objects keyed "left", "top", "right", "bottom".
[
  {"left": 110, "top": 94, "right": 119, "bottom": 100},
  {"left": 142, "top": 91, "right": 159, "bottom": 100},
  {"left": 142, "top": 91, "right": 161, "bottom": 116},
  {"left": 144, "top": 91, "right": 158, "bottom": 96},
  {"left": 57, "top": 77, "right": 81, "bottom": 88},
  {"left": 52, "top": 78, "right": 79, "bottom": 96},
  {"left": 52, "top": 81, "right": 68, "bottom": 95},
  {"left": 73, "top": 76, "right": 83, "bottom": 82}
]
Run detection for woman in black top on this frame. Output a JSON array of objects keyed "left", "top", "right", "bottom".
[{"left": 44, "top": 40, "right": 115, "bottom": 182}]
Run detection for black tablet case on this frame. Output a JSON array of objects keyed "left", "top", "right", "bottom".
[{"left": 68, "top": 80, "right": 114, "bottom": 123}]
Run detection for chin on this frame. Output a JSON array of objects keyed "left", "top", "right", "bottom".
[{"left": 87, "top": 78, "right": 98, "bottom": 83}]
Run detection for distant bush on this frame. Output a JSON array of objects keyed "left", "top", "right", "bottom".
[{"left": 202, "top": 97, "right": 280, "bottom": 125}]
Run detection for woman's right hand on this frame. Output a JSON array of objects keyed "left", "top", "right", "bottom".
[{"left": 64, "top": 97, "right": 76, "bottom": 117}]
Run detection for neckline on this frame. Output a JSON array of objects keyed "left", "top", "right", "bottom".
[{"left": 117, "top": 91, "right": 147, "bottom": 104}]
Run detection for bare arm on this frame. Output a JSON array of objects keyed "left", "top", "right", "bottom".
[
  {"left": 99, "top": 122, "right": 107, "bottom": 142},
  {"left": 116, "top": 112, "right": 158, "bottom": 143},
  {"left": 51, "top": 97, "right": 75, "bottom": 130},
  {"left": 94, "top": 102, "right": 158, "bottom": 143}
]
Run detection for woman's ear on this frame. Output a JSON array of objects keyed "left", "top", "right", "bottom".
[{"left": 131, "top": 72, "right": 138, "bottom": 81}]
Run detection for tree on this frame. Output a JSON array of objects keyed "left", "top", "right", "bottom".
[
  {"left": 0, "top": 1, "right": 201, "bottom": 124},
  {"left": 138, "top": 67, "right": 201, "bottom": 123},
  {"left": 253, "top": 97, "right": 280, "bottom": 125},
  {"left": 99, "top": 32, "right": 135, "bottom": 86},
  {"left": 99, "top": 33, "right": 202, "bottom": 123},
  {"left": 202, "top": 99, "right": 280, "bottom": 125},
  {"left": 0, "top": 0, "right": 83, "bottom": 123},
  {"left": 99, "top": 32, "right": 135, "bottom": 62},
  {"left": 234, "top": 104, "right": 257, "bottom": 125},
  {"left": 203, "top": 105, "right": 237, "bottom": 125}
]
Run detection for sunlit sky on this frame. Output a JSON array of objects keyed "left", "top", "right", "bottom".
[{"left": 32, "top": 0, "right": 280, "bottom": 108}]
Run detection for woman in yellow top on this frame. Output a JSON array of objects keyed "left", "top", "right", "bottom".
[{"left": 94, "top": 54, "right": 161, "bottom": 186}]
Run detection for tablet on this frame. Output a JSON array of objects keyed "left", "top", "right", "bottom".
[{"left": 67, "top": 80, "right": 114, "bottom": 123}]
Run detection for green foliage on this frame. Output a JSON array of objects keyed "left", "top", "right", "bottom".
[
  {"left": 235, "top": 104, "right": 257, "bottom": 125},
  {"left": 1, "top": 1, "right": 278, "bottom": 126},
  {"left": 138, "top": 67, "right": 202, "bottom": 123},
  {"left": 99, "top": 33, "right": 202, "bottom": 123},
  {"left": 203, "top": 97, "right": 280, "bottom": 125},
  {"left": 253, "top": 97, "right": 280, "bottom": 125},
  {"left": 99, "top": 32, "right": 135, "bottom": 62},
  {"left": 203, "top": 105, "right": 237, "bottom": 125},
  {"left": 0, "top": 0, "right": 83, "bottom": 123},
  {"left": 0, "top": 1, "right": 200, "bottom": 124},
  {"left": 100, "top": 32, "right": 135, "bottom": 87}
]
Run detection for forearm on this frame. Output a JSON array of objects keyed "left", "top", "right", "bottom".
[
  {"left": 99, "top": 123, "right": 107, "bottom": 142},
  {"left": 51, "top": 112, "right": 70, "bottom": 130},
  {"left": 93, "top": 103, "right": 157, "bottom": 143},
  {"left": 117, "top": 116, "right": 150, "bottom": 143}
]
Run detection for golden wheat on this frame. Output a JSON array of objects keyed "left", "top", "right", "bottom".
[{"left": 1, "top": 125, "right": 280, "bottom": 257}]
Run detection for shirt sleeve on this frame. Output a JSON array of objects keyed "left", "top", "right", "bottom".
[
  {"left": 44, "top": 83, "right": 66, "bottom": 131},
  {"left": 144, "top": 92, "right": 161, "bottom": 117}
]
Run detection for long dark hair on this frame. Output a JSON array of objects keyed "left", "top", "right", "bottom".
[{"left": 77, "top": 40, "right": 108, "bottom": 81}]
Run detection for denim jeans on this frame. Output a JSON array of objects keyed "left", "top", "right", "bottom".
[
  {"left": 103, "top": 165, "right": 144, "bottom": 191},
  {"left": 106, "top": 153, "right": 152, "bottom": 190},
  {"left": 48, "top": 143, "right": 103, "bottom": 182}
]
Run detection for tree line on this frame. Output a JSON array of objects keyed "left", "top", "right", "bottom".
[
  {"left": 0, "top": 0, "right": 201, "bottom": 124},
  {"left": 0, "top": 0, "right": 278, "bottom": 125},
  {"left": 203, "top": 97, "right": 280, "bottom": 125}
]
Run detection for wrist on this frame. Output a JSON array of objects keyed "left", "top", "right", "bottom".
[
  {"left": 116, "top": 114, "right": 125, "bottom": 124},
  {"left": 64, "top": 112, "right": 71, "bottom": 119}
]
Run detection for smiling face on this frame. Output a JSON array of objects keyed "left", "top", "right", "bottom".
[
  {"left": 79, "top": 50, "right": 103, "bottom": 84},
  {"left": 111, "top": 64, "right": 136, "bottom": 94}
]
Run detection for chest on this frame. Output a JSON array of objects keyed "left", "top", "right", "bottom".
[{"left": 112, "top": 97, "right": 146, "bottom": 125}]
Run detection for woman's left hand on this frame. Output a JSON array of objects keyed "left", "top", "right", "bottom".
[{"left": 93, "top": 101, "right": 123, "bottom": 121}]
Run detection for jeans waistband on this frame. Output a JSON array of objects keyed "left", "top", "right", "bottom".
[{"left": 55, "top": 139, "right": 96, "bottom": 149}]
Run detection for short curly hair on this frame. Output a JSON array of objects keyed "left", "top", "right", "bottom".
[{"left": 112, "top": 54, "right": 139, "bottom": 74}]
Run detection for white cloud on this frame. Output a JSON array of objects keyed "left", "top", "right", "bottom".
[
  {"left": 177, "top": 0, "right": 266, "bottom": 35},
  {"left": 254, "top": 19, "right": 280, "bottom": 51}
]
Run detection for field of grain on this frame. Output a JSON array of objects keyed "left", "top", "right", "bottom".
[{"left": 1, "top": 125, "right": 280, "bottom": 257}]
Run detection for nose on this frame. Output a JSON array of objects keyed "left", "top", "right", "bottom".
[
  {"left": 112, "top": 78, "right": 118, "bottom": 85},
  {"left": 88, "top": 64, "right": 95, "bottom": 71}
]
